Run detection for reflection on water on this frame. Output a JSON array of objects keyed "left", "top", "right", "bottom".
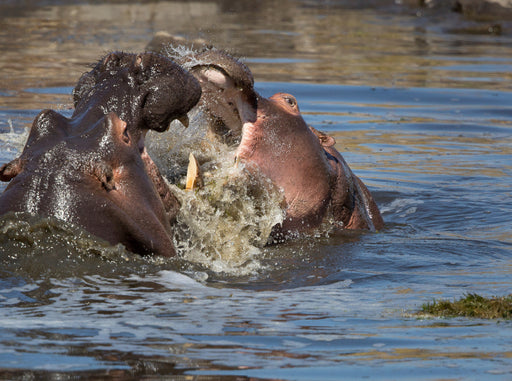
[
  {"left": 3, "top": 0, "right": 512, "bottom": 91},
  {"left": 1, "top": 1, "right": 512, "bottom": 380}
]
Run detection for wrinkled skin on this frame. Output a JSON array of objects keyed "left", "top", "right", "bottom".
[
  {"left": 0, "top": 52, "right": 201, "bottom": 256},
  {"left": 150, "top": 42, "right": 383, "bottom": 237}
]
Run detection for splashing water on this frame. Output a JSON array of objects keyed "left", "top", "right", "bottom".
[
  {"left": 146, "top": 108, "right": 222, "bottom": 182},
  {"left": 146, "top": 108, "right": 285, "bottom": 275},
  {"left": 0, "top": 212, "right": 137, "bottom": 268},
  {"left": 172, "top": 165, "right": 284, "bottom": 274},
  {"left": 0, "top": 121, "right": 29, "bottom": 167}
]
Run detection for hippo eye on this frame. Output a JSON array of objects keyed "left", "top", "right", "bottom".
[{"left": 284, "top": 96, "right": 297, "bottom": 108}]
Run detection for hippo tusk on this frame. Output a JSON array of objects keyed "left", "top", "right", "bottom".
[
  {"left": 185, "top": 152, "right": 203, "bottom": 190},
  {"left": 178, "top": 114, "right": 189, "bottom": 128}
]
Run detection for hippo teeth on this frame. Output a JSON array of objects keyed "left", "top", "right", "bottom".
[
  {"left": 178, "top": 114, "right": 190, "bottom": 128},
  {"left": 185, "top": 152, "right": 203, "bottom": 191}
]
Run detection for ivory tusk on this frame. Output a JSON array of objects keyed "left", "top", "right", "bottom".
[{"left": 185, "top": 152, "right": 203, "bottom": 190}]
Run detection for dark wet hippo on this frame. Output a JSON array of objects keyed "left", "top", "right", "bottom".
[
  {"left": 178, "top": 49, "right": 258, "bottom": 146},
  {"left": 152, "top": 44, "right": 383, "bottom": 237},
  {"left": 147, "top": 34, "right": 256, "bottom": 145},
  {"left": 0, "top": 52, "right": 201, "bottom": 256},
  {"left": 72, "top": 52, "right": 201, "bottom": 220}
]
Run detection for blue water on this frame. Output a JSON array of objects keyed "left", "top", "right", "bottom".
[{"left": 1, "top": 1, "right": 512, "bottom": 380}]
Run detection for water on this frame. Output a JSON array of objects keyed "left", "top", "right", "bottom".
[{"left": 1, "top": 1, "right": 512, "bottom": 379}]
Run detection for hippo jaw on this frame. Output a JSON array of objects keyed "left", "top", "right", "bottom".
[
  {"left": 165, "top": 48, "right": 257, "bottom": 146},
  {"left": 189, "top": 65, "right": 257, "bottom": 145},
  {"left": 73, "top": 52, "right": 202, "bottom": 137}
]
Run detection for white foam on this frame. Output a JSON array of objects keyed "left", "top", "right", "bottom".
[
  {"left": 380, "top": 198, "right": 423, "bottom": 216},
  {"left": 126, "top": 270, "right": 206, "bottom": 289}
]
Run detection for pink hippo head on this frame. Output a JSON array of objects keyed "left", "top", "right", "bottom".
[{"left": 236, "top": 92, "right": 383, "bottom": 239}]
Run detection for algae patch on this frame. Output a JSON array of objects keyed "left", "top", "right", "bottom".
[{"left": 419, "top": 293, "right": 512, "bottom": 319}]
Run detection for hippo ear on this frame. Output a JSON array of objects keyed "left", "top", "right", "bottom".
[
  {"left": 0, "top": 157, "right": 24, "bottom": 182},
  {"left": 73, "top": 52, "right": 124, "bottom": 108},
  {"left": 106, "top": 112, "right": 130, "bottom": 145},
  {"left": 73, "top": 72, "right": 96, "bottom": 108},
  {"left": 102, "top": 52, "right": 126, "bottom": 71},
  {"left": 318, "top": 134, "right": 336, "bottom": 148},
  {"left": 92, "top": 162, "right": 116, "bottom": 191},
  {"left": 309, "top": 126, "right": 336, "bottom": 147}
]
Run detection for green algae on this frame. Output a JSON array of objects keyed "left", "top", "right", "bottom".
[{"left": 420, "top": 293, "right": 512, "bottom": 319}]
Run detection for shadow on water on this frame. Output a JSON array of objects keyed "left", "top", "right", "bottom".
[{"left": 1, "top": 0, "right": 512, "bottom": 380}]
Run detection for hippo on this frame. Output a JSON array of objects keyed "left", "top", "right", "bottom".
[
  {"left": 147, "top": 34, "right": 256, "bottom": 145},
  {"left": 151, "top": 43, "right": 383, "bottom": 238},
  {"left": 0, "top": 52, "right": 201, "bottom": 256},
  {"left": 236, "top": 93, "right": 384, "bottom": 237},
  {"left": 72, "top": 51, "right": 201, "bottom": 220}
]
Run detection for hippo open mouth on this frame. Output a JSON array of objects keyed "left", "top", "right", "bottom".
[
  {"left": 174, "top": 48, "right": 258, "bottom": 146},
  {"left": 149, "top": 38, "right": 383, "bottom": 238}
]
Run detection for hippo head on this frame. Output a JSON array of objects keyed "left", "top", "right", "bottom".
[
  {"left": 73, "top": 52, "right": 202, "bottom": 138},
  {"left": 174, "top": 48, "right": 257, "bottom": 145},
  {"left": 149, "top": 43, "right": 383, "bottom": 236},
  {"left": 234, "top": 93, "right": 335, "bottom": 233},
  {"left": 0, "top": 111, "right": 175, "bottom": 257},
  {"left": 236, "top": 92, "right": 384, "bottom": 234},
  {"left": 72, "top": 51, "right": 203, "bottom": 222},
  {"left": 0, "top": 51, "right": 205, "bottom": 256}
]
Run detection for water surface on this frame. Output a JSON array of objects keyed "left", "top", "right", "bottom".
[{"left": 0, "top": 1, "right": 511, "bottom": 380}]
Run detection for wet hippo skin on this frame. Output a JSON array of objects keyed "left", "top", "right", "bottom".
[
  {"left": 149, "top": 40, "right": 383, "bottom": 238},
  {"left": 236, "top": 92, "right": 384, "bottom": 238},
  {"left": 0, "top": 52, "right": 202, "bottom": 256}
]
